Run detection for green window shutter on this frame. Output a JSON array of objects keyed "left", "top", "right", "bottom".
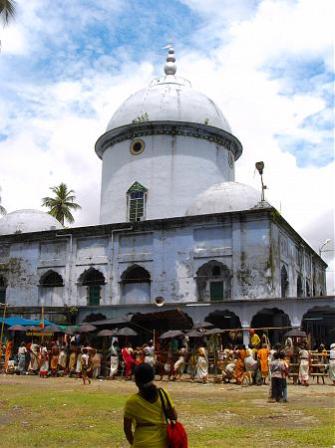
[
  {"left": 88, "top": 285, "right": 101, "bottom": 306},
  {"left": 127, "top": 182, "right": 147, "bottom": 222},
  {"left": 210, "top": 281, "right": 223, "bottom": 302}
]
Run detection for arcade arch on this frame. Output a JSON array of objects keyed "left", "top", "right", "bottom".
[
  {"left": 250, "top": 307, "right": 291, "bottom": 345},
  {"left": 205, "top": 309, "right": 242, "bottom": 345},
  {"left": 301, "top": 306, "right": 335, "bottom": 348}
]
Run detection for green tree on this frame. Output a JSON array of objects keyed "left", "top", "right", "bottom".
[
  {"left": 41, "top": 183, "right": 81, "bottom": 226},
  {"left": 0, "top": 0, "right": 16, "bottom": 26}
]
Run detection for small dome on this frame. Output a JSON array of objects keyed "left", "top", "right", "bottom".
[
  {"left": 0, "top": 209, "right": 63, "bottom": 235},
  {"left": 107, "top": 76, "right": 231, "bottom": 133},
  {"left": 186, "top": 182, "right": 264, "bottom": 216}
]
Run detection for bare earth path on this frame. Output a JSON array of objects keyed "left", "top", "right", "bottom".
[{"left": 0, "top": 375, "right": 334, "bottom": 447}]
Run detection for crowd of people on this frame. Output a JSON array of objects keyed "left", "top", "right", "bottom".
[{"left": 1, "top": 330, "right": 334, "bottom": 396}]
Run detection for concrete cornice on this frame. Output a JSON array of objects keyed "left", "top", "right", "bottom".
[{"left": 95, "top": 120, "right": 243, "bottom": 161}]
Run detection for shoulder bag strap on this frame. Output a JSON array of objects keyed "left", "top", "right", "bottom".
[
  {"left": 158, "top": 388, "right": 169, "bottom": 423},
  {"left": 159, "top": 388, "right": 176, "bottom": 422}
]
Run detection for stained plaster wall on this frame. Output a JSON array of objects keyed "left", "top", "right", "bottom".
[
  {"left": 0, "top": 211, "right": 327, "bottom": 310},
  {"left": 270, "top": 217, "right": 327, "bottom": 298}
]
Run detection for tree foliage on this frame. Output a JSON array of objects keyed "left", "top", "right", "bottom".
[
  {"left": 41, "top": 183, "right": 81, "bottom": 226},
  {"left": 0, "top": 0, "right": 16, "bottom": 26}
]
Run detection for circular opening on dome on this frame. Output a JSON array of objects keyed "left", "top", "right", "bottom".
[{"left": 130, "top": 139, "right": 145, "bottom": 155}]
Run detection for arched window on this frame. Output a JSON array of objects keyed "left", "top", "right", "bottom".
[
  {"left": 196, "top": 261, "right": 231, "bottom": 302},
  {"left": 39, "top": 270, "right": 64, "bottom": 306},
  {"left": 79, "top": 268, "right": 105, "bottom": 306},
  {"left": 281, "top": 265, "right": 289, "bottom": 298},
  {"left": 0, "top": 276, "right": 7, "bottom": 303},
  {"left": 121, "top": 265, "right": 151, "bottom": 304},
  {"left": 297, "top": 275, "right": 303, "bottom": 298},
  {"left": 127, "top": 182, "right": 148, "bottom": 222},
  {"left": 39, "top": 270, "right": 64, "bottom": 287},
  {"left": 306, "top": 280, "right": 310, "bottom": 297}
]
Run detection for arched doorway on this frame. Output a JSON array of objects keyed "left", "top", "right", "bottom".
[
  {"left": 301, "top": 306, "right": 335, "bottom": 348},
  {"left": 205, "top": 310, "right": 242, "bottom": 345},
  {"left": 121, "top": 265, "right": 151, "bottom": 304},
  {"left": 79, "top": 268, "right": 105, "bottom": 306},
  {"left": 39, "top": 270, "right": 64, "bottom": 306},
  {"left": 196, "top": 260, "right": 231, "bottom": 302},
  {"left": 251, "top": 308, "right": 291, "bottom": 345}
]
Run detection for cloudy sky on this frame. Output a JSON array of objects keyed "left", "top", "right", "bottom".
[{"left": 0, "top": 0, "right": 334, "bottom": 290}]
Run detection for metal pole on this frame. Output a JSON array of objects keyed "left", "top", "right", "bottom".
[{"left": 0, "top": 303, "right": 8, "bottom": 347}]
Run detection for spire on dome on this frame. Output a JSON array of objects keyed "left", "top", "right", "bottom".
[{"left": 164, "top": 45, "right": 177, "bottom": 76}]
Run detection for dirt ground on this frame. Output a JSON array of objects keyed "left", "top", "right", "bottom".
[{"left": 0, "top": 375, "right": 334, "bottom": 447}]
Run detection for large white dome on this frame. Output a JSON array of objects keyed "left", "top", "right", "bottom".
[
  {"left": 0, "top": 209, "right": 63, "bottom": 235},
  {"left": 107, "top": 76, "right": 231, "bottom": 133},
  {"left": 186, "top": 182, "right": 264, "bottom": 216}
]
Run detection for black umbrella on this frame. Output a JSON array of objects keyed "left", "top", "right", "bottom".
[
  {"left": 64, "top": 326, "right": 78, "bottom": 335},
  {"left": 193, "top": 321, "right": 213, "bottom": 329},
  {"left": 114, "top": 327, "right": 138, "bottom": 337},
  {"left": 159, "top": 330, "right": 184, "bottom": 339},
  {"left": 284, "top": 329, "right": 307, "bottom": 338},
  {"left": 77, "top": 324, "right": 97, "bottom": 333},
  {"left": 97, "top": 329, "right": 116, "bottom": 337},
  {"left": 204, "top": 328, "right": 225, "bottom": 336},
  {"left": 8, "top": 325, "right": 26, "bottom": 332},
  {"left": 185, "top": 329, "right": 203, "bottom": 338},
  {"left": 25, "top": 326, "right": 38, "bottom": 332}
]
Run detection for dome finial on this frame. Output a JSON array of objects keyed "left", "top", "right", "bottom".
[{"left": 163, "top": 44, "right": 177, "bottom": 76}]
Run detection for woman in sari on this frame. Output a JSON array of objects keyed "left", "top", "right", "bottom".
[
  {"left": 257, "top": 344, "right": 270, "bottom": 384},
  {"left": 298, "top": 343, "right": 310, "bottom": 386},
  {"left": 122, "top": 344, "right": 135, "bottom": 379},
  {"left": 4, "top": 340, "right": 13, "bottom": 372},
  {"left": 110, "top": 338, "right": 119, "bottom": 379},
  {"left": 28, "top": 343, "right": 40, "bottom": 373},
  {"left": 234, "top": 346, "right": 247, "bottom": 384},
  {"left": 17, "top": 342, "right": 27, "bottom": 374},
  {"left": 68, "top": 348, "right": 77, "bottom": 375},
  {"left": 123, "top": 363, "right": 177, "bottom": 448},
  {"left": 50, "top": 345, "right": 59, "bottom": 376},
  {"left": 39, "top": 346, "right": 49, "bottom": 377},
  {"left": 329, "top": 343, "right": 335, "bottom": 385},
  {"left": 195, "top": 346, "right": 208, "bottom": 383}
]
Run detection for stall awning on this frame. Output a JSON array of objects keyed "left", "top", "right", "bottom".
[{"left": 3, "top": 317, "right": 54, "bottom": 327}]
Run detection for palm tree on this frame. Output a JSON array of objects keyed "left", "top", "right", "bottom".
[
  {"left": 0, "top": 187, "right": 6, "bottom": 216},
  {"left": 0, "top": 0, "right": 16, "bottom": 26},
  {"left": 41, "top": 183, "right": 81, "bottom": 226}
]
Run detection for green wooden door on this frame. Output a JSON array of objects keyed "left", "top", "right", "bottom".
[
  {"left": 210, "top": 281, "right": 223, "bottom": 302},
  {"left": 88, "top": 285, "right": 101, "bottom": 305}
]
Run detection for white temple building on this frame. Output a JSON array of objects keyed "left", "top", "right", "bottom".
[{"left": 0, "top": 48, "right": 333, "bottom": 345}]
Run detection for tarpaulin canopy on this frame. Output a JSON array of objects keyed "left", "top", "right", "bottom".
[{"left": 3, "top": 317, "right": 54, "bottom": 327}]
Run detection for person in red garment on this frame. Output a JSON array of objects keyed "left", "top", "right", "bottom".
[{"left": 122, "top": 343, "right": 135, "bottom": 379}]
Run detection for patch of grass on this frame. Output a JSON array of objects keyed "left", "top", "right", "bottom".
[{"left": 0, "top": 378, "right": 334, "bottom": 448}]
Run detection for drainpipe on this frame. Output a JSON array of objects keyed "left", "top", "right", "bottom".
[
  {"left": 56, "top": 233, "right": 73, "bottom": 306},
  {"left": 111, "top": 227, "right": 133, "bottom": 304}
]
